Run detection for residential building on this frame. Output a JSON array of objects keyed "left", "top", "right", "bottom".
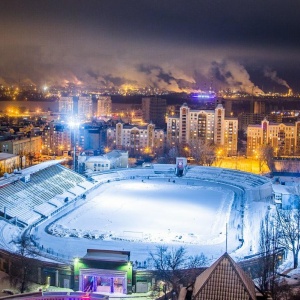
[
  {"left": 0, "top": 136, "right": 42, "bottom": 156},
  {"left": 166, "top": 103, "right": 238, "bottom": 156},
  {"left": 78, "top": 96, "right": 93, "bottom": 121},
  {"left": 114, "top": 122, "right": 165, "bottom": 156},
  {"left": 215, "top": 104, "right": 238, "bottom": 156},
  {"left": 238, "top": 112, "right": 283, "bottom": 131},
  {"left": 58, "top": 97, "right": 73, "bottom": 115},
  {"left": 97, "top": 96, "right": 112, "bottom": 117},
  {"left": 247, "top": 118, "right": 300, "bottom": 157},
  {"left": 43, "top": 123, "right": 72, "bottom": 156}
]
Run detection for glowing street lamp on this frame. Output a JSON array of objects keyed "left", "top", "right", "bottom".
[{"left": 144, "top": 146, "right": 151, "bottom": 154}]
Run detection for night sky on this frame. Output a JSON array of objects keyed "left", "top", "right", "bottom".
[{"left": 0, "top": 0, "right": 299, "bottom": 93}]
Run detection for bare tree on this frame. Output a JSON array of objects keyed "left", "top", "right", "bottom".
[
  {"left": 189, "top": 140, "right": 216, "bottom": 166},
  {"left": 6, "top": 233, "right": 40, "bottom": 293},
  {"left": 168, "top": 146, "right": 179, "bottom": 163},
  {"left": 256, "top": 212, "right": 281, "bottom": 298},
  {"left": 276, "top": 207, "right": 300, "bottom": 269},
  {"left": 257, "top": 144, "right": 275, "bottom": 173},
  {"left": 148, "top": 246, "right": 207, "bottom": 294}
]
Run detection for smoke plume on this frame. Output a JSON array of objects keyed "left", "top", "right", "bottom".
[
  {"left": 264, "top": 68, "right": 290, "bottom": 89},
  {"left": 210, "top": 60, "right": 263, "bottom": 94}
]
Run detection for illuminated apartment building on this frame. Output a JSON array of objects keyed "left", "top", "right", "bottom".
[
  {"left": 43, "top": 123, "right": 72, "bottom": 156},
  {"left": 97, "top": 96, "right": 112, "bottom": 117},
  {"left": 78, "top": 96, "right": 93, "bottom": 121},
  {"left": 58, "top": 97, "right": 73, "bottom": 114},
  {"left": 166, "top": 103, "right": 238, "bottom": 156},
  {"left": 247, "top": 118, "right": 300, "bottom": 157},
  {"left": 114, "top": 122, "right": 165, "bottom": 156}
]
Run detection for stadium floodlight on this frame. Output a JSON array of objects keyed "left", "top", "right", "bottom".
[{"left": 68, "top": 120, "right": 80, "bottom": 172}]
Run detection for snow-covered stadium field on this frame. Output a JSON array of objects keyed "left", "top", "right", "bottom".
[
  {"left": 31, "top": 166, "right": 272, "bottom": 263},
  {"left": 49, "top": 179, "right": 234, "bottom": 245}
]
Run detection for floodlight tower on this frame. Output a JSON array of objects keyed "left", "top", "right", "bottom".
[{"left": 69, "top": 120, "right": 80, "bottom": 172}]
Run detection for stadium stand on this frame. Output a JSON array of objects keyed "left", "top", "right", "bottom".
[{"left": 0, "top": 162, "right": 94, "bottom": 226}]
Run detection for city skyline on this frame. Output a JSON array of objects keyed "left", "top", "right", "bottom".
[{"left": 0, "top": 0, "right": 299, "bottom": 94}]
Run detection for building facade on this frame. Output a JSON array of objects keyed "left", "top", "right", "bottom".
[
  {"left": 142, "top": 97, "right": 167, "bottom": 128},
  {"left": 78, "top": 150, "right": 128, "bottom": 173},
  {"left": 81, "top": 123, "right": 108, "bottom": 154},
  {"left": 247, "top": 118, "right": 300, "bottom": 157},
  {"left": 114, "top": 123, "right": 165, "bottom": 156},
  {"left": 97, "top": 96, "right": 112, "bottom": 117},
  {"left": 43, "top": 123, "right": 72, "bottom": 156},
  {"left": 78, "top": 96, "right": 93, "bottom": 121},
  {"left": 74, "top": 249, "right": 133, "bottom": 294},
  {"left": 166, "top": 103, "right": 238, "bottom": 156},
  {"left": 0, "top": 153, "right": 20, "bottom": 174},
  {"left": 58, "top": 97, "right": 73, "bottom": 115},
  {"left": 0, "top": 136, "right": 42, "bottom": 157},
  {"left": 181, "top": 253, "right": 258, "bottom": 300}
]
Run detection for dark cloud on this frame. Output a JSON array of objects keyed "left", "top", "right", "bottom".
[
  {"left": 136, "top": 64, "right": 196, "bottom": 91},
  {"left": 0, "top": 0, "right": 299, "bottom": 92},
  {"left": 87, "top": 70, "right": 99, "bottom": 81},
  {"left": 102, "top": 75, "right": 137, "bottom": 87}
]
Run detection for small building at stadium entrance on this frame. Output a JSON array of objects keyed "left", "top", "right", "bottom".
[{"left": 73, "top": 249, "right": 133, "bottom": 294}]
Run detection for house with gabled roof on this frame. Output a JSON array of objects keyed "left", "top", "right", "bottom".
[{"left": 179, "top": 252, "right": 267, "bottom": 300}]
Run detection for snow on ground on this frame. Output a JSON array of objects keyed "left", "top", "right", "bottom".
[
  {"left": 48, "top": 179, "right": 234, "bottom": 245},
  {"left": 30, "top": 176, "right": 265, "bottom": 264}
]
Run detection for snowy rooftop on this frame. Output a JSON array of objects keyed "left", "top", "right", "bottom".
[{"left": 0, "top": 153, "right": 17, "bottom": 160}]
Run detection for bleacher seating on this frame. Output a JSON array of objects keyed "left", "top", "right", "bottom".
[
  {"left": 0, "top": 164, "right": 90, "bottom": 226},
  {"left": 0, "top": 162, "right": 272, "bottom": 226}
]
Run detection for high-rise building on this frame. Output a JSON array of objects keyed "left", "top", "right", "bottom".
[
  {"left": 78, "top": 96, "right": 93, "bottom": 121},
  {"left": 214, "top": 104, "right": 238, "bottom": 156},
  {"left": 97, "top": 96, "right": 112, "bottom": 117},
  {"left": 43, "top": 123, "right": 72, "bottom": 156},
  {"left": 142, "top": 97, "right": 167, "bottom": 128},
  {"left": 58, "top": 97, "right": 73, "bottom": 115},
  {"left": 166, "top": 103, "right": 238, "bottom": 156}
]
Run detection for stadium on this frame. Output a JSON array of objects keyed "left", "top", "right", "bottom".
[{"left": 0, "top": 161, "right": 273, "bottom": 295}]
